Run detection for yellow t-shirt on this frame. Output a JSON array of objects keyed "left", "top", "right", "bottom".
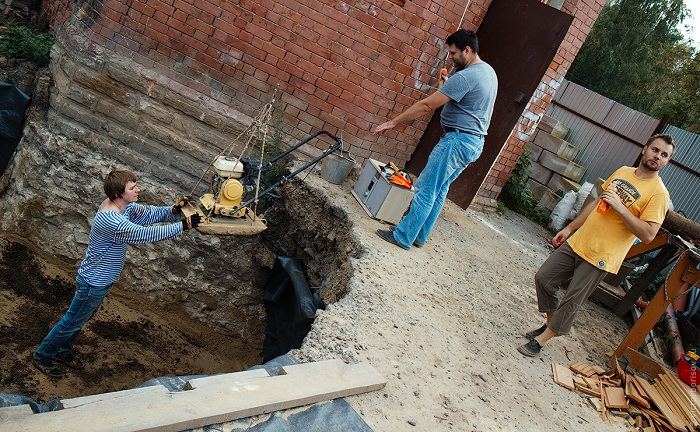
[{"left": 567, "top": 166, "right": 670, "bottom": 274}]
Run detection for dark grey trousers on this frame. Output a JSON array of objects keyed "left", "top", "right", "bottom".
[{"left": 535, "top": 242, "right": 608, "bottom": 335}]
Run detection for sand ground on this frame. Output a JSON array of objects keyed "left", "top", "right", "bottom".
[{"left": 292, "top": 173, "right": 631, "bottom": 432}]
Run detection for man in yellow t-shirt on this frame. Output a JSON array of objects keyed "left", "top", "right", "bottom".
[{"left": 518, "top": 134, "right": 675, "bottom": 357}]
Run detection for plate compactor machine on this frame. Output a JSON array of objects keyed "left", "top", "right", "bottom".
[{"left": 177, "top": 130, "right": 343, "bottom": 236}]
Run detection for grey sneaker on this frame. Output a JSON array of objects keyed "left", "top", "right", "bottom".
[{"left": 517, "top": 339, "right": 542, "bottom": 357}]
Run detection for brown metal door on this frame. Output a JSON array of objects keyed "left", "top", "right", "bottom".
[{"left": 405, "top": 0, "right": 574, "bottom": 208}]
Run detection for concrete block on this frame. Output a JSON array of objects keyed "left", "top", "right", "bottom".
[
  {"left": 528, "top": 161, "right": 553, "bottom": 185},
  {"left": 537, "top": 114, "right": 569, "bottom": 139},
  {"left": 533, "top": 130, "right": 579, "bottom": 161},
  {"left": 547, "top": 173, "right": 581, "bottom": 196},
  {"left": 539, "top": 150, "right": 586, "bottom": 182},
  {"left": 582, "top": 178, "right": 606, "bottom": 209},
  {"left": 528, "top": 143, "right": 543, "bottom": 163},
  {"left": 539, "top": 188, "right": 562, "bottom": 211},
  {"left": 527, "top": 178, "right": 549, "bottom": 201}
]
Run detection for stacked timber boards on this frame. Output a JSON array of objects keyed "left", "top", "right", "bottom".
[
  {"left": 0, "top": 359, "right": 386, "bottom": 432},
  {"left": 527, "top": 115, "right": 586, "bottom": 213},
  {"left": 552, "top": 360, "right": 700, "bottom": 430}
]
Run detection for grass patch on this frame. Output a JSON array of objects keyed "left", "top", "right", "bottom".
[
  {"left": 0, "top": 20, "right": 54, "bottom": 66},
  {"left": 498, "top": 145, "right": 550, "bottom": 227}
]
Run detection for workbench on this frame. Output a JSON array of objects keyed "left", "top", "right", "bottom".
[{"left": 610, "top": 232, "right": 700, "bottom": 370}]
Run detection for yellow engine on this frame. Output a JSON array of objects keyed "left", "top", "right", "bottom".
[{"left": 200, "top": 156, "right": 248, "bottom": 218}]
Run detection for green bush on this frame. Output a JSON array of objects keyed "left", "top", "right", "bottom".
[
  {"left": 0, "top": 20, "right": 54, "bottom": 66},
  {"left": 499, "top": 146, "right": 550, "bottom": 227}
]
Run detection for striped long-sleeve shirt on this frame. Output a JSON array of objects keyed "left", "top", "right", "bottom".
[{"left": 77, "top": 203, "right": 183, "bottom": 286}]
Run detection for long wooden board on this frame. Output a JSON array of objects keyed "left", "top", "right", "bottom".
[
  {"left": 635, "top": 376, "right": 687, "bottom": 431},
  {"left": 0, "top": 405, "right": 34, "bottom": 421},
  {"left": 0, "top": 359, "right": 386, "bottom": 432},
  {"left": 58, "top": 385, "right": 171, "bottom": 410},
  {"left": 183, "top": 368, "right": 270, "bottom": 390}
]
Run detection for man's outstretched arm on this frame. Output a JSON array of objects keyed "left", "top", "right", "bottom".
[{"left": 373, "top": 91, "right": 451, "bottom": 134}]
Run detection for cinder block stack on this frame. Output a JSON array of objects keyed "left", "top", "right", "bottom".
[{"left": 526, "top": 115, "right": 587, "bottom": 213}]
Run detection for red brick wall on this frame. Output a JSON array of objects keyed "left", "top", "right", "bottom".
[
  {"left": 41, "top": 0, "right": 490, "bottom": 163},
  {"left": 39, "top": 0, "right": 604, "bottom": 209},
  {"left": 40, "top": 0, "right": 75, "bottom": 28},
  {"left": 472, "top": 0, "right": 606, "bottom": 209}
]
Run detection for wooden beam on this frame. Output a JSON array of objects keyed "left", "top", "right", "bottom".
[
  {"left": 613, "top": 250, "right": 700, "bottom": 366},
  {"left": 0, "top": 359, "right": 386, "bottom": 432},
  {"left": 663, "top": 211, "right": 700, "bottom": 244},
  {"left": 625, "top": 233, "right": 669, "bottom": 260},
  {"left": 613, "top": 243, "right": 679, "bottom": 317}
]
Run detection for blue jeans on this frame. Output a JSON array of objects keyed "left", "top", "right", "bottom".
[
  {"left": 34, "top": 276, "right": 112, "bottom": 360},
  {"left": 393, "top": 131, "right": 483, "bottom": 248}
]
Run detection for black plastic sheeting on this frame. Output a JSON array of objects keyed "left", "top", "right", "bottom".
[
  {"left": 0, "top": 82, "right": 30, "bottom": 176},
  {"left": 0, "top": 354, "right": 373, "bottom": 431},
  {"left": 262, "top": 256, "right": 325, "bottom": 362}
]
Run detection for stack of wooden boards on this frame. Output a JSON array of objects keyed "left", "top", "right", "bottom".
[
  {"left": 552, "top": 360, "right": 700, "bottom": 431},
  {"left": 0, "top": 359, "right": 386, "bottom": 432}
]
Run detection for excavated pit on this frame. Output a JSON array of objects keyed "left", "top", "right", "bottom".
[
  {"left": 1, "top": 53, "right": 360, "bottom": 404},
  {"left": 0, "top": 180, "right": 360, "bottom": 404}
]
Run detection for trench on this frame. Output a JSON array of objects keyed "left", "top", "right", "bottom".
[{"left": 0, "top": 180, "right": 360, "bottom": 404}]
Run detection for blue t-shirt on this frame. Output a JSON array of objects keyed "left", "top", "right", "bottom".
[
  {"left": 77, "top": 203, "right": 182, "bottom": 286},
  {"left": 439, "top": 62, "right": 498, "bottom": 136}
]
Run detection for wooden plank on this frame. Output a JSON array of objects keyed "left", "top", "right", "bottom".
[
  {"left": 0, "top": 404, "right": 34, "bottom": 421},
  {"left": 583, "top": 376, "right": 600, "bottom": 389},
  {"left": 570, "top": 363, "right": 595, "bottom": 377},
  {"left": 636, "top": 376, "right": 687, "bottom": 431},
  {"left": 58, "top": 385, "right": 170, "bottom": 410},
  {"left": 631, "top": 376, "right": 652, "bottom": 401},
  {"left": 604, "top": 387, "right": 629, "bottom": 409},
  {"left": 657, "top": 373, "right": 700, "bottom": 428},
  {"left": 660, "top": 370, "right": 700, "bottom": 412},
  {"left": 573, "top": 376, "right": 587, "bottom": 388},
  {"left": 183, "top": 368, "right": 270, "bottom": 390},
  {"left": 654, "top": 381, "right": 695, "bottom": 430},
  {"left": 612, "top": 356, "right": 626, "bottom": 386},
  {"left": 626, "top": 378, "right": 651, "bottom": 409},
  {"left": 552, "top": 363, "right": 575, "bottom": 390},
  {"left": 0, "top": 359, "right": 387, "bottom": 432},
  {"left": 600, "top": 381, "right": 608, "bottom": 422},
  {"left": 576, "top": 384, "right": 602, "bottom": 398}
]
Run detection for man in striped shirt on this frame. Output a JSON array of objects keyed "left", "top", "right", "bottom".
[{"left": 32, "top": 170, "right": 200, "bottom": 378}]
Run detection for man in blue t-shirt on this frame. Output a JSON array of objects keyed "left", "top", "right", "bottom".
[
  {"left": 373, "top": 29, "right": 498, "bottom": 250},
  {"left": 32, "top": 170, "right": 201, "bottom": 378}
]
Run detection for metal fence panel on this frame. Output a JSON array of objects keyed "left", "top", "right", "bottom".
[
  {"left": 661, "top": 164, "right": 700, "bottom": 220},
  {"left": 661, "top": 124, "right": 700, "bottom": 169},
  {"left": 544, "top": 80, "right": 700, "bottom": 222}
]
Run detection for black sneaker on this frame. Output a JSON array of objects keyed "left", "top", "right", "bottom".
[
  {"left": 32, "top": 354, "right": 64, "bottom": 378},
  {"left": 517, "top": 339, "right": 542, "bottom": 357},
  {"left": 524, "top": 324, "right": 547, "bottom": 339},
  {"left": 54, "top": 352, "right": 85, "bottom": 369}
]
